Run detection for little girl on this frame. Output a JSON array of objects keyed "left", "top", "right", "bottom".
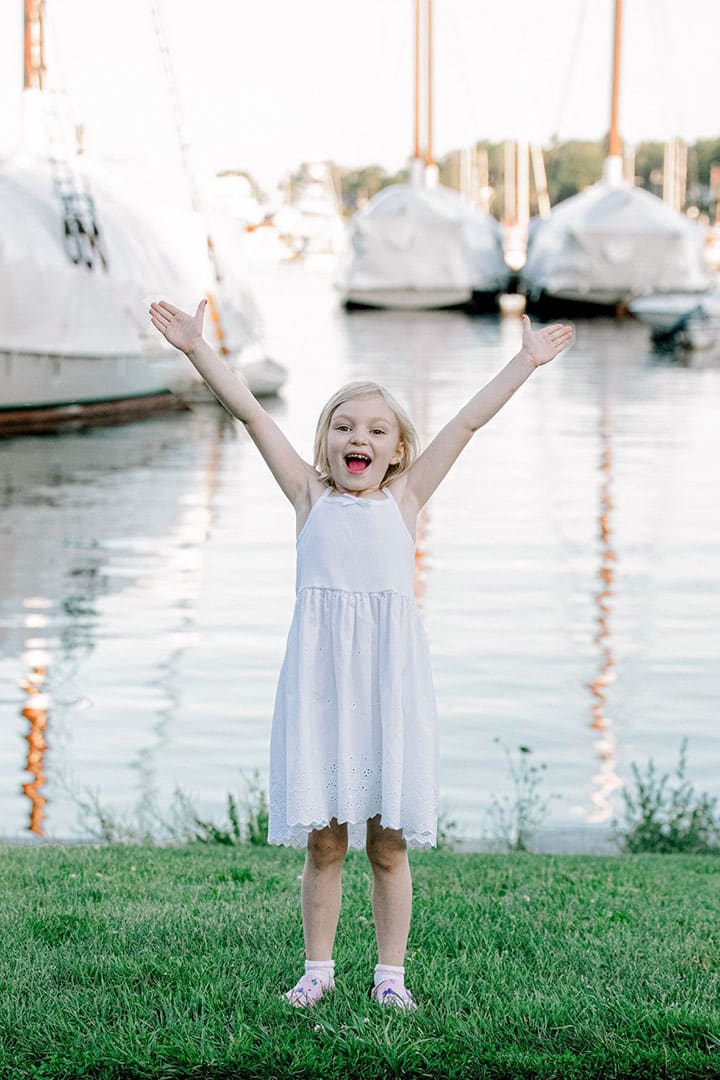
[{"left": 149, "top": 298, "right": 572, "bottom": 1011}]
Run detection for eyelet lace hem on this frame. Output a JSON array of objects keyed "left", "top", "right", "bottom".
[{"left": 268, "top": 817, "right": 437, "bottom": 850}]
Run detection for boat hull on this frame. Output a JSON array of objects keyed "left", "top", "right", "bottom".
[
  {"left": 0, "top": 392, "right": 190, "bottom": 438},
  {"left": 342, "top": 287, "right": 473, "bottom": 311},
  {"left": 628, "top": 292, "right": 720, "bottom": 331},
  {"left": 524, "top": 291, "right": 631, "bottom": 318},
  {"left": 0, "top": 349, "right": 196, "bottom": 410},
  {"left": 0, "top": 348, "right": 197, "bottom": 436}
]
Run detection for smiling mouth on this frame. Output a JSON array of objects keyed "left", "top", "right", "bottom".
[{"left": 345, "top": 453, "right": 371, "bottom": 474}]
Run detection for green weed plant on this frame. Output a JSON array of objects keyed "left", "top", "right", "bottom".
[
  {"left": 614, "top": 738, "right": 720, "bottom": 854},
  {"left": 57, "top": 767, "right": 271, "bottom": 847},
  {"left": 486, "top": 740, "right": 557, "bottom": 851}
]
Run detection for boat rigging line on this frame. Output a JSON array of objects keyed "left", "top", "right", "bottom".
[
  {"left": 27, "top": 0, "right": 109, "bottom": 271},
  {"left": 550, "top": 0, "right": 590, "bottom": 141},
  {"left": 148, "top": 0, "right": 229, "bottom": 356}
]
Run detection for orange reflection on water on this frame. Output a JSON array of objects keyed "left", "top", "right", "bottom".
[
  {"left": 587, "top": 404, "right": 623, "bottom": 822},
  {"left": 21, "top": 664, "right": 49, "bottom": 835},
  {"left": 414, "top": 509, "right": 429, "bottom": 605}
]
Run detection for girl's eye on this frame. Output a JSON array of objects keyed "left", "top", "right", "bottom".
[
  {"left": 372, "top": 429, "right": 386, "bottom": 436},
  {"left": 335, "top": 424, "right": 350, "bottom": 431}
]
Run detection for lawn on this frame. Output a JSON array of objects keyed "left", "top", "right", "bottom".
[{"left": 1, "top": 844, "right": 718, "bottom": 1079}]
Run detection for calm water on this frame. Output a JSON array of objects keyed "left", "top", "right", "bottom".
[{"left": 2, "top": 265, "right": 719, "bottom": 844}]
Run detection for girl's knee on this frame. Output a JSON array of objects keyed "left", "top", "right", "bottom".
[
  {"left": 366, "top": 818, "right": 408, "bottom": 871},
  {"left": 307, "top": 818, "right": 348, "bottom": 867}
]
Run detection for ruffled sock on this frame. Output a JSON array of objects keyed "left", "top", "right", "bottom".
[{"left": 374, "top": 963, "right": 405, "bottom": 990}]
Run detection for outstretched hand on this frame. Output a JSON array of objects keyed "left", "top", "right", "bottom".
[
  {"left": 149, "top": 298, "right": 207, "bottom": 354},
  {"left": 520, "top": 314, "right": 573, "bottom": 368}
]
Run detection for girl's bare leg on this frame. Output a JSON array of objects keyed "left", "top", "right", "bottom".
[
  {"left": 301, "top": 817, "right": 348, "bottom": 959},
  {"left": 365, "top": 814, "right": 412, "bottom": 966}
]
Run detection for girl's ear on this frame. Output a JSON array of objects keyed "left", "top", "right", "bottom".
[{"left": 390, "top": 439, "right": 405, "bottom": 466}]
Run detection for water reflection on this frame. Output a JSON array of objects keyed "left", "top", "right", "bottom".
[
  {"left": 21, "top": 645, "right": 50, "bottom": 834},
  {"left": 127, "top": 410, "right": 233, "bottom": 838},
  {"left": 1, "top": 413, "right": 231, "bottom": 837},
  {"left": 587, "top": 400, "right": 622, "bottom": 823},
  {"left": 18, "top": 599, "right": 58, "bottom": 834}
]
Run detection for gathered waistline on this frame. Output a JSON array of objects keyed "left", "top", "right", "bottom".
[{"left": 295, "top": 585, "right": 414, "bottom": 600}]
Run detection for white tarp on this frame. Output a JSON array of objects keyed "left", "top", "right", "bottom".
[
  {"left": 0, "top": 154, "right": 262, "bottom": 357},
  {"left": 521, "top": 179, "right": 710, "bottom": 304},
  {"left": 338, "top": 183, "right": 508, "bottom": 296}
]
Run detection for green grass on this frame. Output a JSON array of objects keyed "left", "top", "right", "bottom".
[{"left": 1, "top": 845, "right": 718, "bottom": 1080}]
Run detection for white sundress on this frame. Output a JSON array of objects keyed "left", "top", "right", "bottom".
[{"left": 267, "top": 485, "right": 439, "bottom": 850}]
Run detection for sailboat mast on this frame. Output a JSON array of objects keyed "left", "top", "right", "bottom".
[
  {"left": 608, "top": 0, "right": 623, "bottom": 158},
  {"left": 414, "top": 0, "right": 421, "bottom": 160},
  {"left": 425, "top": 0, "right": 434, "bottom": 167},
  {"left": 411, "top": 0, "right": 433, "bottom": 186},
  {"left": 24, "top": 0, "right": 44, "bottom": 89},
  {"left": 602, "top": 0, "right": 624, "bottom": 184}
]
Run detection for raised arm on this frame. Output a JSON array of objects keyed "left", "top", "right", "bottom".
[
  {"left": 149, "top": 299, "right": 312, "bottom": 506},
  {"left": 403, "top": 316, "right": 573, "bottom": 510}
]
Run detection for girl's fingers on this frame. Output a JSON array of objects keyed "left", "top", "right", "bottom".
[
  {"left": 149, "top": 303, "right": 170, "bottom": 320},
  {"left": 158, "top": 301, "right": 179, "bottom": 315}
]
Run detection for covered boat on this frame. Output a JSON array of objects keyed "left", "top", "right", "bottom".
[
  {"left": 521, "top": 160, "right": 711, "bottom": 310},
  {"left": 337, "top": 181, "right": 508, "bottom": 310},
  {"left": 629, "top": 287, "right": 720, "bottom": 350},
  {"left": 336, "top": 0, "right": 509, "bottom": 311},
  {"left": 628, "top": 288, "right": 720, "bottom": 332},
  {"left": 0, "top": 154, "right": 269, "bottom": 429},
  {"left": 521, "top": 0, "right": 711, "bottom": 312},
  {"left": 1, "top": 0, "right": 280, "bottom": 436},
  {"left": 0, "top": 154, "right": 282, "bottom": 431},
  {"left": 0, "top": 156, "right": 195, "bottom": 413}
]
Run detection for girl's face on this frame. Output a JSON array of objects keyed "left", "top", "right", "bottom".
[{"left": 326, "top": 393, "right": 404, "bottom": 494}]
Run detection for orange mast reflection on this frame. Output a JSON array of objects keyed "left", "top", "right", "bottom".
[
  {"left": 403, "top": 320, "right": 432, "bottom": 607},
  {"left": 22, "top": 665, "right": 49, "bottom": 834},
  {"left": 20, "top": 597, "right": 53, "bottom": 834},
  {"left": 414, "top": 514, "right": 429, "bottom": 605},
  {"left": 587, "top": 402, "right": 623, "bottom": 821}
]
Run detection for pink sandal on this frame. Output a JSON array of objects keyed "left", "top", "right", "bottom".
[
  {"left": 284, "top": 973, "right": 335, "bottom": 1008},
  {"left": 370, "top": 978, "right": 417, "bottom": 1010}
]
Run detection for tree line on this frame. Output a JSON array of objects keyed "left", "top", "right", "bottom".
[{"left": 324, "top": 135, "right": 720, "bottom": 221}]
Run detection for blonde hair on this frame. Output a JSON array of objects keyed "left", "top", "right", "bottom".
[{"left": 313, "top": 381, "right": 420, "bottom": 489}]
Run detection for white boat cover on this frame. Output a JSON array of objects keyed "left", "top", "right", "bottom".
[
  {"left": 337, "top": 182, "right": 509, "bottom": 299},
  {"left": 521, "top": 179, "right": 711, "bottom": 305},
  {"left": 629, "top": 288, "right": 720, "bottom": 325},
  {"left": 0, "top": 154, "right": 262, "bottom": 358}
]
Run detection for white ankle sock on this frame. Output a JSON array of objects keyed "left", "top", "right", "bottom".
[
  {"left": 374, "top": 963, "right": 405, "bottom": 989},
  {"left": 305, "top": 959, "right": 335, "bottom": 987}
]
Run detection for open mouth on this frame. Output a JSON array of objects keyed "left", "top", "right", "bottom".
[{"left": 345, "top": 453, "right": 371, "bottom": 474}]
